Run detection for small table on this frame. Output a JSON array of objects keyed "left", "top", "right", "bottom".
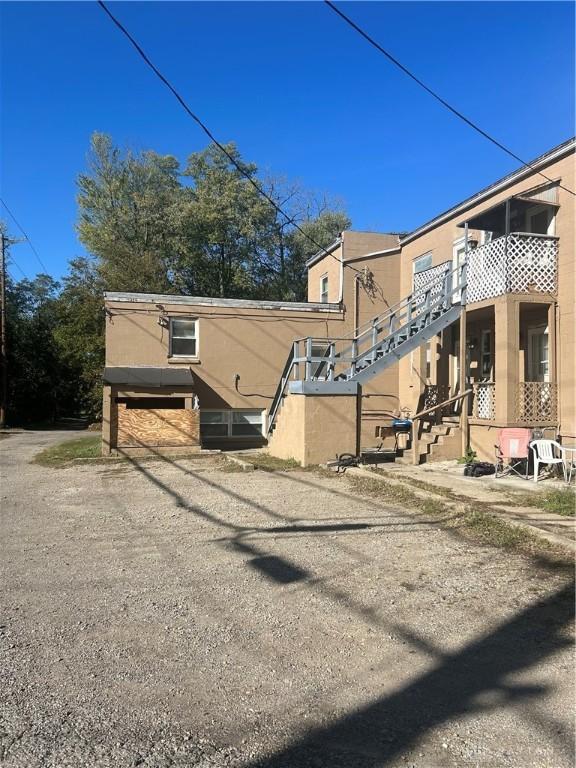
[{"left": 561, "top": 445, "right": 576, "bottom": 484}]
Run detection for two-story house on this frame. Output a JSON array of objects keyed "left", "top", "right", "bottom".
[{"left": 102, "top": 137, "right": 575, "bottom": 467}]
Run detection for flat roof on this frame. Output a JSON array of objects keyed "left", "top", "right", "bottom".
[{"left": 105, "top": 292, "right": 341, "bottom": 313}]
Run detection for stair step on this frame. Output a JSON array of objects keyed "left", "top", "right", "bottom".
[
  {"left": 421, "top": 434, "right": 442, "bottom": 445},
  {"left": 430, "top": 425, "right": 451, "bottom": 435}
]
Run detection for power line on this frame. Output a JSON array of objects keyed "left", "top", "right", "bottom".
[
  {"left": 8, "top": 258, "right": 28, "bottom": 281},
  {"left": 324, "top": 1, "right": 575, "bottom": 197},
  {"left": 0, "top": 198, "right": 50, "bottom": 272},
  {"left": 97, "top": 0, "right": 362, "bottom": 274}
]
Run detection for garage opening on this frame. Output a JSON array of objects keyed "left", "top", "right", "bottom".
[
  {"left": 116, "top": 397, "right": 186, "bottom": 409},
  {"left": 116, "top": 397, "right": 199, "bottom": 448}
]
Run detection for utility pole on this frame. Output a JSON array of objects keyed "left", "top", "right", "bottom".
[
  {"left": 0, "top": 233, "right": 8, "bottom": 428},
  {"left": 0, "top": 233, "right": 23, "bottom": 428}
]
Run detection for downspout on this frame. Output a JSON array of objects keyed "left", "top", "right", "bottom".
[{"left": 354, "top": 272, "right": 361, "bottom": 334}]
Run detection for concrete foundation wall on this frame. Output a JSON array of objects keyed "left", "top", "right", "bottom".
[{"left": 268, "top": 392, "right": 358, "bottom": 467}]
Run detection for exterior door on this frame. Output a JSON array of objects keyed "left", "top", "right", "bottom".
[
  {"left": 527, "top": 326, "right": 549, "bottom": 382},
  {"left": 452, "top": 238, "right": 466, "bottom": 303}
]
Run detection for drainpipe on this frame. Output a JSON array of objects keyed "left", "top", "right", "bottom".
[{"left": 354, "top": 272, "right": 361, "bottom": 334}]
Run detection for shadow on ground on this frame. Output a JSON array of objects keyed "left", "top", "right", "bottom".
[{"left": 110, "top": 442, "right": 574, "bottom": 767}]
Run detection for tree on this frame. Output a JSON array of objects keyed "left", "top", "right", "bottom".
[
  {"left": 53, "top": 257, "right": 106, "bottom": 419},
  {"left": 77, "top": 133, "right": 351, "bottom": 301},
  {"left": 5, "top": 273, "right": 71, "bottom": 424},
  {"left": 77, "top": 133, "right": 183, "bottom": 293}
]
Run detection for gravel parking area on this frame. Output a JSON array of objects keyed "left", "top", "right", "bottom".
[{"left": 1, "top": 431, "right": 574, "bottom": 768}]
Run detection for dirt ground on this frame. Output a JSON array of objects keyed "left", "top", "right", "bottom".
[{"left": 1, "top": 431, "right": 574, "bottom": 768}]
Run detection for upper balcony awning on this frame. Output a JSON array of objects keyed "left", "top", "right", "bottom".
[{"left": 458, "top": 186, "right": 559, "bottom": 235}]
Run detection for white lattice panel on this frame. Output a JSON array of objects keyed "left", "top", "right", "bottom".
[
  {"left": 467, "top": 234, "right": 558, "bottom": 304},
  {"left": 413, "top": 261, "right": 450, "bottom": 315},
  {"left": 467, "top": 238, "right": 507, "bottom": 303},
  {"left": 474, "top": 383, "right": 495, "bottom": 420},
  {"left": 507, "top": 234, "right": 558, "bottom": 294}
]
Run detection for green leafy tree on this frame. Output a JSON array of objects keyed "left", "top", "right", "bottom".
[
  {"left": 53, "top": 257, "right": 106, "bottom": 419},
  {"left": 77, "top": 133, "right": 183, "bottom": 293},
  {"left": 5, "top": 273, "right": 73, "bottom": 424}
]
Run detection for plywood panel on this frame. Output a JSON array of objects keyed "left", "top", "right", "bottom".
[{"left": 117, "top": 403, "right": 200, "bottom": 447}]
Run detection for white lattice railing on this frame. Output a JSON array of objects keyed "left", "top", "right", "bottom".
[
  {"left": 473, "top": 382, "right": 496, "bottom": 420},
  {"left": 413, "top": 261, "right": 451, "bottom": 316},
  {"left": 516, "top": 382, "right": 558, "bottom": 424},
  {"left": 467, "top": 233, "right": 558, "bottom": 304}
]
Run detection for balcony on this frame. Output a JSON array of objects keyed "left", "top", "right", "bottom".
[{"left": 467, "top": 232, "right": 558, "bottom": 304}]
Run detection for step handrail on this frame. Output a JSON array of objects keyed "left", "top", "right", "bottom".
[
  {"left": 267, "top": 346, "right": 296, "bottom": 436},
  {"left": 411, "top": 389, "right": 473, "bottom": 466},
  {"left": 336, "top": 260, "right": 454, "bottom": 342}
]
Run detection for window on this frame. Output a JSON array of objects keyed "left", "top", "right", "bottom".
[
  {"left": 320, "top": 274, "right": 329, "bottom": 303},
  {"left": 200, "top": 410, "right": 264, "bottom": 438},
  {"left": 526, "top": 206, "right": 554, "bottom": 236},
  {"left": 170, "top": 318, "right": 197, "bottom": 357},
  {"left": 413, "top": 252, "right": 432, "bottom": 274},
  {"left": 480, "top": 330, "right": 493, "bottom": 380},
  {"left": 232, "top": 411, "right": 263, "bottom": 437},
  {"left": 200, "top": 411, "right": 229, "bottom": 437}
]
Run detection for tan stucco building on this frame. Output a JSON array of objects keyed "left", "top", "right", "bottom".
[{"left": 103, "top": 138, "right": 575, "bottom": 466}]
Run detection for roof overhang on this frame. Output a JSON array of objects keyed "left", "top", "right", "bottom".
[
  {"left": 305, "top": 238, "right": 342, "bottom": 268},
  {"left": 103, "top": 366, "right": 195, "bottom": 387},
  {"left": 401, "top": 137, "right": 574, "bottom": 245},
  {"left": 458, "top": 193, "right": 559, "bottom": 233},
  {"left": 104, "top": 292, "right": 341, "bottom": 313}
]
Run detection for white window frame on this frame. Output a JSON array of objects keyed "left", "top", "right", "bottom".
[
  {"left": 199, "top": 409, "right": 265, "bottom": 439},
  {"left": 319, "top": 274, "right": 329, "bottom": 303},
  {"left": 169, "top": 317, "right": 198, "bottom": 359}
]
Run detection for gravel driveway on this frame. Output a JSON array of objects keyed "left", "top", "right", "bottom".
[{"left": 1, "top": 430, "right": 574, "bottom": 768}]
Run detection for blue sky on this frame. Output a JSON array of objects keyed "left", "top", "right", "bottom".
[{"left": 1, "top": 1, "right": 574, "bottom": 282}]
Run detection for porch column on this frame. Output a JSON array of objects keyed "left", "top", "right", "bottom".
[
  {"left": 494, "top": 296, "right": 519, "bottom": 423},
  {"left": 548, "top": 302, "right": 557, "bottom": 383}
]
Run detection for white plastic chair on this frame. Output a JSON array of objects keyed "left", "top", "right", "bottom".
[{"left": 529, "top": 440, "right": 565, "bottom": 483}]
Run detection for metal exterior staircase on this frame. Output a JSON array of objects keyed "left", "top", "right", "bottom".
[{"left": 268, "top": 261, "right": 466, "bottom": 437}]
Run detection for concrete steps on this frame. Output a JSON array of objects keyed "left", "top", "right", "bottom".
[{"left": 395, "top": 421, "right": 462, "bottom": 465}]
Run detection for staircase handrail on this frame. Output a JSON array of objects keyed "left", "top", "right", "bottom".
[
  {"left": 267, "top": 260, "right": 467, "bottom": 437},
  {"left": 267, "top": 345, "right": 296, "bottom": 437},
  {"left": 339, "top": 259, "right": 454, "bottom": 342},
  {"left": 412, "top": 389, "right": 473, "bottom": 422},
  {"left": 411, "top": 389, "right": 473, "bottom": 466}
]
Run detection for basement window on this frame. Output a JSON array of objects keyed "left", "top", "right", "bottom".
[
  {"left": 115, "top": 397, "right": 185, "bottom": 409},
  {"left": 170, "top": 318, "right": 198, "bottom": 357},
  {"left": 200, "top": 410, "right": 264, "bottom": 438}
]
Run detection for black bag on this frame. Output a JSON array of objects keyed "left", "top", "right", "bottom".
[{"left": 464, "top": 461, "right": 496, "bottom": 478}]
